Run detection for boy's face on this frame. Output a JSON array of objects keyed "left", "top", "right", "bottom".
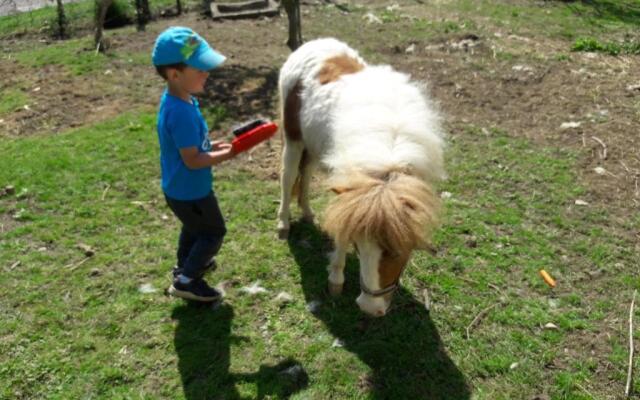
[{"left": 167, "top": 66, "right": 210, "bottom": 94}]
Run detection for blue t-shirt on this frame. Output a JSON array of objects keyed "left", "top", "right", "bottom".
[{"left": 157, "top": 89, "right": 212, "bottom": 200}]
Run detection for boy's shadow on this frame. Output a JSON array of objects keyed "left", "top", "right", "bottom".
[
  {"left": 287, "top": 221, "right": 471, "bottom": 399},
  {"left": 172, "top": 302, "right": 308, "bottom": 399}
]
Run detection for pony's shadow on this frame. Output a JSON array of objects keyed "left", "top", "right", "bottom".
[
  {"left": 287, "top": 221, "right": 471, "bottom": 399},
  {"left": 172, "top": 302, "right": 308, "bottom": 399}
]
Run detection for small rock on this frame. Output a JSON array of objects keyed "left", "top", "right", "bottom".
[
  {"left": 363, "top": 12, "right": 382, "bottom": 24},
  {"left": 440, "top": 191, "right": 452, "bottom": 199},
  {"left": 160, "top": 214, "right": 169, "bottom": 221},
  {"left": 332, "top": 338, "right": 345, "bottom": 348},
  {"left": 544, "top": 322, "right": 559, "bottom": 330},
  {"left": 626, "top": 83, "right": 640, "bottom": 92},
  {"left": 385, "top": 3, "right": 399, "bottom": 11},
  {"left": 37, "top": 247, "right": 47, "bottom": 252},
  {"left": 275, "top": 291, "right": 294, "bottom": 304},
  {"left": 509, "top": 362, "right": 519, "bottom": 370},
  {"left": 33, "top": 87, "right": 40, "bottom": 92},
  {"left": 574, "top": 199, "right": 589, "bottom": 206},
  {"left": 560, "top": 121, "right": 581, "bottom": 129},
  {"left": 138, "top": 283, "right": 157, "bottom": 294},
  {"left": 594, "top": 167, "right": 606, "bottom": 175},
  {"left": 77, "top": 243, "right": 95, "bottom": 257},
  {"left": 23, "top": 105, "right": 30, "bottom": 111},
  {"left": 512, "top": 65, "right": 533, "bottom": 72},
  {"left": 104, "top": 69, "right": 112, "bottom": 75},
  {"left": 405, "top": 44, "right": 416, "bottom": 54}
]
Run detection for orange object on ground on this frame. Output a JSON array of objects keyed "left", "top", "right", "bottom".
[
  {"left": 539, "top": 269, "right": 556, "bottom": 288},
  {"left": 231, "top": 121, "right": 278, "bottom": 154}
]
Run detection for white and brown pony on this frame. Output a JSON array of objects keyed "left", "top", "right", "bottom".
[{"left": 277, "top": 38, "right": 445, "bottom": 317}]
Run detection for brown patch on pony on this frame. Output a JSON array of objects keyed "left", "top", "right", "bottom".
[
  {"left": 284, "top": 81, "right": 303, "bottom": 141},
  {"left": 322, "top": 170, "right": 441, "bottom": 255},
  {"left": 378, "top": 251, "right": 411, "bottom": 289},
  {"left": 317, "top": 55, "right": 365, "bottom": 85}
]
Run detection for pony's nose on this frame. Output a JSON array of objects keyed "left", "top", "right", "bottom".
[{"left": 356, "top": 293, "right": 391, "bottom": 317}]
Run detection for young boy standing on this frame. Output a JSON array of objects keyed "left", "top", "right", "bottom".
[{"left": 152, "top": 27, "right": 235, "bottom": 302}]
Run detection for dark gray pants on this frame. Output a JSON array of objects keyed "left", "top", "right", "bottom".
[{"left": 165, "top": 191, "right": 227, "bottom": 279}]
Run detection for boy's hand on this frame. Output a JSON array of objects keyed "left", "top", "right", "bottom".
[{"left": 211, "top": 140, "right": 230, "bottom": 151}]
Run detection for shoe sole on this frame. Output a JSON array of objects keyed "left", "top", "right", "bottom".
[{"left": 168, "top": 285, "right": 221, "bottom": 302}]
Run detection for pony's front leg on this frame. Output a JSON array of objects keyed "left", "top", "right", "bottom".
[
  {"left": 277, "top": 142, "right": 304, "bottom": 239},
  {"left": 327, "top": 243, "right": 347, "bottom": 296}
]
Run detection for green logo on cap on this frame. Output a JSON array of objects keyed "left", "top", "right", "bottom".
[{"left": 180, "top": 35, "right": 200, "bottom": 60}]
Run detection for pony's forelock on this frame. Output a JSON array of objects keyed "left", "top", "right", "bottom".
[{"left": 322, "top": 170, "right": 440, "bottom": 255}]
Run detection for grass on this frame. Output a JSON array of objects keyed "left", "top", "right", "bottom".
[
  {"left": 0, "top": 88, "right": 29, "bottom": 116},
  {"left": 1, "top": 111, "right": 638, "bottom": 398},
  {"left": 572, "top": 37, "right": 640, "bottom": 55},
  {"left": 1, "top": 0, "right": 640, "bottom": 398}
]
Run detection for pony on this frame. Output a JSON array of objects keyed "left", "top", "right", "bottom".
[{"left": 277, "top": 38, "right": 445, "bottom": 316}]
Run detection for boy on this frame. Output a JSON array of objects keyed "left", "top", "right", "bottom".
[{"left": 152, "top": 26, "right": 236, "bottom": 302}]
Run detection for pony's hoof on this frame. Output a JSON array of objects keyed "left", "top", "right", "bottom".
[
  {"left": 277, "top": 228, "right": 290, "bottom": 240},
  {"left": 328, "top": 282, "right": 343, "bottom": 296}
]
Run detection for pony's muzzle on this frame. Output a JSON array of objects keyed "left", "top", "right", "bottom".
[{"left": 356, "top": 292, "right": 392, "bottom": 317}]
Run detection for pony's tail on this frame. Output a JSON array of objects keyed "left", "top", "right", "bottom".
[{"left": 322, "top": 170, "right": 441, "bottom": 253}]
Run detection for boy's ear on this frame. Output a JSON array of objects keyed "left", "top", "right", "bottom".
[{"left": 167, "top": 67, "right": 180, "bottom": 82}]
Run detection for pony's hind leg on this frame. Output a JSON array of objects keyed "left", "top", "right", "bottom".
[
  {"left": 327, "top": 242, "right": 347, "bottom": 296},
  {"left": 277, "top": 141, "right": 304, "bottom": 239},
  {"left": 298, "top": 150, "right": 315, "bottom": 224}
]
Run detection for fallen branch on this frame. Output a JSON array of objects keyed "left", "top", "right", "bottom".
[
  {"left": 65, "top": 257, "right": 90, "bottom": 271},
  {"left": 466, "top": 302, "right": 500, "bottom": 340},
  {"left": 591, "top": 136, "right": 607, "bottom": 160},
  {"left": 625, "top": 289, "right": 637, "bottom": 398},
  {"left": 101, "top": 184, "right": 110, "bottom": 201}
]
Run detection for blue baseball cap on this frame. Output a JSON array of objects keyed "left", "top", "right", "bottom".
[{"left": 152, "top": 26, "right": 226, "bottom": 71}]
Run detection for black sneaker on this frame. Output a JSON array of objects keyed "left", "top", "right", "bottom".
[
  {"left": 172, "top": 259, "right": 218, "bottom": 279},
  {"left": 169, "top": 278, "right": 222, "bottom": 302}
]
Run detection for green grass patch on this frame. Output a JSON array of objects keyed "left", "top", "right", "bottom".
[
  {"left": 0, "top": 88, "right": 29, "bottom": 116},
  {"left": 572, "top": 37, "right": 640, "bottom": 55}
]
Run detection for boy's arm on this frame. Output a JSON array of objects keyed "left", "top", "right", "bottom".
[{"left": 179, "top": 144, "right": 235, "bottom": 169}]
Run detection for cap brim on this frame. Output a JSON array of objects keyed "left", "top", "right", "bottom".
[{"left": 187, "top": 47, "right": 226, "bottom": 71}]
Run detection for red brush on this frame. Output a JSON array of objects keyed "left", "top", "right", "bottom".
[{"left": 231, "top": 119, "right": 278, "bottom": 154}]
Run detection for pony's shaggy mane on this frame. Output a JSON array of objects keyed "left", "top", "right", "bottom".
[{"left": 322, "top": 170, "right": 441, "bottom": 255}]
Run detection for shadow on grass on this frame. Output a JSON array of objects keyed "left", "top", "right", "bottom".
[
  {"left": 172, "top": 302, "right": 308, "bottom": 399},
  {"left": 287, "top": 221, "right": 472, "bottom": 400},
  {"left": 201, "top": 64, "right": 279, "bottom": 125}
]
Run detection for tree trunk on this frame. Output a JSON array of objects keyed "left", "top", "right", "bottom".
[
  {"left": 134, "top": 0, "right": 151, "bottom": 31},
  {"left": 55, "top": 0, "right": 67, "bottom": 39},
  {"left": 176, "top": 0, "right": 182, "bottom": 15},
  {"left": 141, "top": 0, "right": 151, "bottom": 22},
  {"left": 282, "top": 0, "right": 302, "bottom": 51},
  {"left": 94, "top": 0, "right": 113, "bottom": 53}
]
